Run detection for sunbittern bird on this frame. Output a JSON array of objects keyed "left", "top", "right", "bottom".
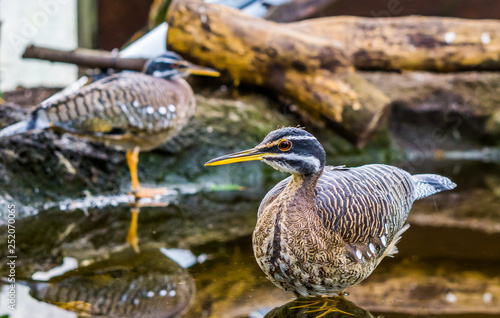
[
  {"left": 0, "top": 52, "right": 220, "bottom": 198},
  {"left": 206, "top": 127, "right": 456, "bottom": 297}
]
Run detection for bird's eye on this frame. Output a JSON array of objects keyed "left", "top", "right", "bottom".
[{"left": 278, "top": 140, "right": 292, "bottom": 151}]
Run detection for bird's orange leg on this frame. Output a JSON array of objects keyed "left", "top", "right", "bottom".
[
  {"left": 126, "top": 147, "right": 141, "bottom": 192},
  {"left": 126, "top": 207, "right": 140, "bottom": 253},
  {"left": 125, "top": 146, "right": 167, "bottom": 199}
]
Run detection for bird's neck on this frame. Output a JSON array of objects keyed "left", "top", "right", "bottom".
[{"left": 288, "top": 169, "right": 323, "bottom": 200}]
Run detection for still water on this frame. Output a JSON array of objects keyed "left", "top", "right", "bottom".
[{"left": 0, "top": 158, "right": 499, "bottom": 317}]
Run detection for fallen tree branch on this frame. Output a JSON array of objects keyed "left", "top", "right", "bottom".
[
  {"left": 167, "top": 0, "right": 390, "bottom": 147},
  {"left": 22, "top": 45, "right": 148, "bottom": 72},
  {"left": 290, "top": 15, "right": 500, "bottom": 72},
  {"left": 165, "top": 1, "right": 500, "bottom": 146}
]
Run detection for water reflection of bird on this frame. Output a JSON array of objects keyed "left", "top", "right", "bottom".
[
  {"left": 0, "top": 52, "right": 220, "bottom": 199},
  {"left": 25, "top": 248, "right": 195, "bottom": 318},
  {"left": 265, "top": 296, "right": 375, "bottom": 318},
  {"left": 206, "top": 127, "right": 456, "bottom": 297}
]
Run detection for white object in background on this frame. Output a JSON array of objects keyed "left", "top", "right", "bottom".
[
  {"left": 160, "top": 247, "right": 198, "bottom": 268},
  {"left": 31, "top": 257, "right": 79, "bottom": 281},
  {"left": 119, "top": 22, "right": 168, "bottom": 59},
  {"left": 0, "top": 0, "right": 78, "bottom": 92},
  {"left": 0, "top": 284, "right": 76, "bottom": 318}
]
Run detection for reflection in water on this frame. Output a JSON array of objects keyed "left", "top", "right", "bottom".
[
  {"left": 127, "top": 206, "right": 141, "bottom": 253},
  {"left": 25, "top": 247, "right": 195, "bottom": 318},
  {"left": 265, "top": 296, "right": 376, "bottom": 318},
  {"left": 127, "top": 198, "right": 172, "bottom": 253}
]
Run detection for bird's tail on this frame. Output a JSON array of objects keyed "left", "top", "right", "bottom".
[
  {"left": 412, "top": 174, "right": 457, "bottom": 200},
  {"left": 0, "top": 109, "right": 50, "bottom": 139}
]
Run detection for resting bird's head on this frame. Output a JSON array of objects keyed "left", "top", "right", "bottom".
[
  {"left": 143, "top": 52, "right": 220, "bottom": 79},
  {"left": 205, "top": 127, "right": 326, "bottom": 175}
]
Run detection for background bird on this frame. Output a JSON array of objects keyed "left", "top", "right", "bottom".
[
  {"left": 206, "top": 127, "right": 456, "bottom": 297},
  {"left": 0, "top": 52, "right": 219, "bottom": 198},
  {"left": 0, "top": 52, "right": 219, "bottom": 251}
]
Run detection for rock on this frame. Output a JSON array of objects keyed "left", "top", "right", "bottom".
[{"left": 362, "top": 71, "right": 500, "bottom": 149}]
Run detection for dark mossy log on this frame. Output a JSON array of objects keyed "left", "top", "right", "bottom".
[
  {"left": 0, "top": 89, "right": 294, "bottom": 218},
  {"left": 291, "top": 16, "right": 500, "bottom": 72},
  {"left": 166, "top": 0, "right": 390, "bottom": 147}
]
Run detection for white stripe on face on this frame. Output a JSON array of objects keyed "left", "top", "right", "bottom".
[
  {"left": 281, "top": 135, "right": 317, "bottom": 141},
  {"left": 260, "top": 135, "right": 317, "bottom": 149},
  {"left": 264, "top": 153, "right": 321, "bottom": 173},
  {"left": 153, "top": 69, "right": 177, "bottom": 77}
]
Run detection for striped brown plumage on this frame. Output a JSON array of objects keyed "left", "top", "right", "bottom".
[
  {"left": 206, "top": 127, "right": 456, "bottom": 297},
  {"left": 37, "top": 72, "right": 195, "bottom": 151},
  {"left": 253, "top": 164, "right": 414, "bottom": 296},
  {"left": 0, "top": 52, "right": 220, "bottom": 153}
]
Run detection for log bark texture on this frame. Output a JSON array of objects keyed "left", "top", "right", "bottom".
[
  {"left": 291, "top": 15, "right": 500, "bottom": 72},
  {"left": 165, "top": 2, "right": 500, "bottom": 146},
  {"left": 166, "top": 0, "right": 390, "bottom": 146}
]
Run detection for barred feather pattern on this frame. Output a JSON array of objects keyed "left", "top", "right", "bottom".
[
  {"left": 253, "top": 164, "right": 418, "bottom": 297},
  {"left": 37, "top": 73, "right": 195, "bottom": 151}
]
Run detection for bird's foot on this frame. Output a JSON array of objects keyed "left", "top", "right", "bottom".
[
  {"left": 129, "top": 187, "right": 169, "bottom": 199},
  {"left": 126, "top": 230, "right": 140, "bottom": 254},
  {"left": 290, "top": 296, "right": 354, "bottom": 317}
]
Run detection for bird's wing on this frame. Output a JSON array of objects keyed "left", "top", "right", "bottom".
[
  {"left": 257, "top": 176, "right": 291, "bottom": 218},
  {"left": 315, "top": 164, "right": 415, "bottom": 262},
  {"left": 38, "top": 73, "right": 191, "bottom": 136}
]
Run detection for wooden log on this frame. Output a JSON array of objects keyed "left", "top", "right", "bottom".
[
  {"left": 290, "top": 15, "right": 500, "bottom": 72},
  {"left": 22, "top": 45, "right": 147, "bottom": 72},
  {"left": 166, "top": 0, "right": 390, "bottom": 147}
]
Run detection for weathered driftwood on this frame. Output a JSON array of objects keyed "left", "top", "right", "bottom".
[
  {"left": 167, "top": 0, "right": 390, "bottom": 146},
  {"left": 291, "top": 15, "right": 500, "bottom": 72},
  {"left": 165, "top": 2, "right": 500, "bottom": 145},
  {"left": 23, "top": 45, "right": 147, "bottom": 72}
]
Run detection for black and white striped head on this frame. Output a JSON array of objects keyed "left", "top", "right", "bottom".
[
  {"left": 205, "top": 127, "right": 326, "bottom": 175},
  {"left": 143, "top": 52, "right": 220, "bottom": 79}
]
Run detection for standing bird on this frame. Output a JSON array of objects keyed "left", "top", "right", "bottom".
[
  {"left": 0, "top": 52, "right": 220, "bottom": 198},
  {"left": 206, "top": 127, "right": 456, "bottom": 297},
  {"left": 0, "top": 52, "right": 219, "bottom": 252}
]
